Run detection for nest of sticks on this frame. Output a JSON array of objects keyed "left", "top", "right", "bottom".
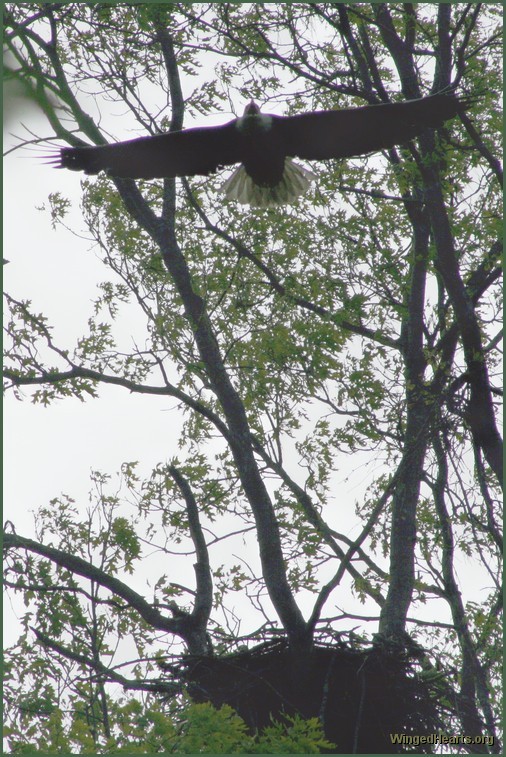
[{"left": 167, "top": 637, "right": 448, "bottom": 754}]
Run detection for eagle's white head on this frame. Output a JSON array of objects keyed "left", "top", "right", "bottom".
[
  {"left": 237, "top": 101, "right": 273, "bottom": 134},
  {"left": 243, "top": 100, "right": 261, "bottom": 116}
]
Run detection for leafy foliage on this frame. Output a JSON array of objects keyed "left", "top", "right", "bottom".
[{"left": 4, "top": 695, "right": 334, "bottom": 754}]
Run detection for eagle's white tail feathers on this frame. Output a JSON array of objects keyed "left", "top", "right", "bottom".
[{"left": 219, "top": 158, "right": 316, "bottom": 207}]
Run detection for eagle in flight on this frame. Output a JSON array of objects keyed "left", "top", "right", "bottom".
[{"left": 53, "top": 94, "right": 469, "bottom": 208}]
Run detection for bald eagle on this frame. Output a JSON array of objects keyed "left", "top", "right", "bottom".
[{"left": 52, "top": 94, "right": 469, "bottom": 207}]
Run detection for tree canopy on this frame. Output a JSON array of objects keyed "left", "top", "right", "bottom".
[{"left": 3, "top": 3, "right": 502, "bottom": 754}]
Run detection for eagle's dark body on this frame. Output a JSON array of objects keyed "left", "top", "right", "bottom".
[{"left": 54, "top": 94, "right": 469, "bottom": 207}]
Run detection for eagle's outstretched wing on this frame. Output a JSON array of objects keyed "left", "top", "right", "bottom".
[
  {"left": 55, "top": 121, "right": 244, "bottom": 179},
  {"left": 273, "top": 94, "right": 468, "bottom": 161}
]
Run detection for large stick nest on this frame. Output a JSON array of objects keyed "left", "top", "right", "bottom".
[{"left": 168, "top": 638, "right": 448, "bottom": 754}]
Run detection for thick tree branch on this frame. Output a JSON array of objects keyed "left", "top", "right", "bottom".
[
  {"left": 152, "top": 224, "right": 308, "bottom": 648},
  {"left": 379, "top": 199, "right": 432, "bottom": 639},
  {"left": 430, "top": 432, "right": 500, "bottom": 749},
  {"left": 420, "top": 150, "right": 503, "bottom": 485},
  {"left": 373, "top": 4, "right": 421, "bottom": 99},
  {"left": 4, "top": 532, "right": 196, "bottom": 643},
  {"left": 168, "top": 466, "right": 213, "bottom": 650},
  {"left": 459, "top": 111, "right": 503, "bottom": 186}
]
